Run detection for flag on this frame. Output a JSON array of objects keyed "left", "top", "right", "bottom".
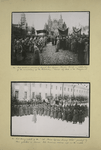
[
  {"left": 58, "top": 28, "right": 68, "bottom": 36},
  {"left": 73, "top": 27, "right": 81, "bottom": 36}
]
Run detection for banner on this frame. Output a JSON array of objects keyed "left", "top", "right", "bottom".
[
  {"left": 58, "top": 28, "right": 68, "bottom": 36},
  {"left": 73, "top": 27, "right": 81, "bottom": 36}
]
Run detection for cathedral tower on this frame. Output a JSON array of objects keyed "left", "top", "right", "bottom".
[
  {"left": 48, "top": 14, "right": 52, "bottom": 31},
  {"left": 59, "top": 14, "right": 63, "bottom": 28},
  {"left": 20, "top": 13, "right": 26, "bottom": 29}
]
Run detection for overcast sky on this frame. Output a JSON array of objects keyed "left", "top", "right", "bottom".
[{"left": 12, "top": 12, "right": 89, "bottom": 30}]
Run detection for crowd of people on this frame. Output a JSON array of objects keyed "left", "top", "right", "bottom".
[
  {"left": 12, "top": 35, "right": 47, "bottom": 64},
  {"left": 12, "top": 32, "right": 89, "bottom": 65},
  {"left": 12, "top": 99, "right": 89, "bottom": 124},
  {"left": 53, "top": 33, "right": 89, "bottom": 64}
]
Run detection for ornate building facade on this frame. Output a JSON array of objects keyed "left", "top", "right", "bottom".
[{"left": 12, "top": 83, "right": 89, "bottom": 101}]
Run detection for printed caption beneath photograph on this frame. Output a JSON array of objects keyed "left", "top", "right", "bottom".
[
  {"left": 12, "top": 138, "right": 87, "bottom": 145},
  {"left": 12, "top": 66, "right": 88, "bottom": 71}
]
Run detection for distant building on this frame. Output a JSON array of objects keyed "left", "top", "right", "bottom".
[
  {"left": 12, "top": 13, "right": 28, "bottom": 30},
  {"left": 58, "top": 14, "right": 63, "bottom": 28},
  {"left": 12, "top": 13, "right": 36, "bottom": 38},
  {"left": 44, "top": 14, "right": 67, "bottom": 36},
  {"left": 20, "top": 13, "right": 27, "bottom": 29},
  {"left": 12, "top": 83, "right": 89, "bottom": 101}
]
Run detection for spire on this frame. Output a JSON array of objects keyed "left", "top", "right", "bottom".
[
  {"left": 60, "top": 14, "right": 62, "bottom": 19},
  {"left": 21, "top": 13, "right": 26, "bottom": 24},
  {"left": 48, "top": 14, "right": 52, "bottom": 31},
  {"left": 59, "top": 14, "right": 63, "bottom": 29},
  {"left": 48, "top": 14, "right": 51, "bottom": 21},
  {"left": 20, "top": 13, "right": 26, "bottom": 29}
]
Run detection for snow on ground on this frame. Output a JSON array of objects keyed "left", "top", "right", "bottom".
[{"left": 12, "top": 115, "right": 89, "bottom": 137}]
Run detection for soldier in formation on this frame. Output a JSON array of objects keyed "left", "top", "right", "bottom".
[
  {"left": 12, "top": 35, "right": 47, "bottom": 64},
  {"left": 12, "top": 99, "right": 88, "bottom": 124}
]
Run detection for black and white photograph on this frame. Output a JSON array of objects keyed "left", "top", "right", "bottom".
[
  {"left": 11, "top": 82, "right": 90, "bottom": 137},
  {"left": 11, "top": 12, "right": 90, "bottom": 65}
]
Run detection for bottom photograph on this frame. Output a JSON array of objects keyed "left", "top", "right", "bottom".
[{"left": 11, "top": 82, "right": 90, "bottom": 137}]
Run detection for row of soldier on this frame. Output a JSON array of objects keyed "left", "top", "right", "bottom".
[
  {"left": 12, "top": 33, "right": 89, "bottom": 64},
  {"left": 12, "top": 35, "right": 47, "bottom": 64},
  {"left": 12, "top": 102, "right": 88, "bottom": 124}
]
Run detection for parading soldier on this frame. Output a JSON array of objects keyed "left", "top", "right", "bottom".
[
  {"left": 50, "top": 105, "right": 54, "bottom": 118},
  {"left": 47, "top": 103, "right": 51, "bottom": 116},
  {"left": 19, "top": 103, "right": 23, "bottom": 117},
  {"left": 57, "top": 106, "right": 62, "bottom": 120},
  {"left": 43, "top": 102, "right": 47, "bottom": 116},
  {"left": 72, "top": 108, "right": 78, "bottom": 124},
  {"left": 62, "top": 106, "right": 66, "bottom": 121},
  {"left": 24, "top": 102, "right": 27, "bottom": 115}
]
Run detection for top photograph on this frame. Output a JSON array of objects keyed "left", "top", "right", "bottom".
[{"left": 11, "top": 12, "right": 90, "bottom": 65}]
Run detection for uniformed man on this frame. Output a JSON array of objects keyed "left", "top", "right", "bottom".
[
  {"left": 38, "top": 103, "right": 41, "bottom": 115},
  {"left": 84, "top": 40, "right": 89, "bottom": 64},
  {"left": 54, "top": 36, "right": 57, "bottom": 45},
  {"left": 19, "top": 104, "right": 23, "bottom": 116},
  {"left": 33, "top": 45, "right": 40, "bottom": 65},
  {"left": 57, "top": 106, "right": 62, "bottom": 120},
  {"left": 47, "top": 103, "right": 51, "bottom": 116},
  {"left": 62, "top": 107, "right": 66, "bottom": 121},
  {"left": 27, "top": 104, "right": 30, "bottom": 115},
  {"left": 22, "top": 102, "right": 25, "bottom": 115},
  {"left": 72, "top": 108, "right": 78, "bottom": 124},
  {"left": 56, "top": 36, "right": 60, "bottom": 52},
  {"left": 53, "top": 106, "right": 58, "bottom": 119},
  {"left": 50, "top": 105, "right": 54, "bottom": 118},
  {"left": 14, "top": 40, "right": 23, "bottom": 64},
  {"left": 78, "top": 37, "right": 85, "bottom": 64},
  {"left": 24, "top": 102, "right": 27, "bottom": 115},
  {"left": 30, "top": 103, "right": 33, "bottom": 115},
  {"left": 32, "top": 107, "right": 37, "bottom": 123},
  {"left": 16, "top": 104, "right": 19, "bottom": 116},
  {"left": 62, "top": 36, "right": 66, "bottom": 50},
  {"left": 43, "top": 103, "right": 47, "bottom": 116},
  {"left": 66, "top": 36, "right": 69, "bottom": 50},
  {"left": 66, "top": 107, "right": 71, "bottom": 122}
]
